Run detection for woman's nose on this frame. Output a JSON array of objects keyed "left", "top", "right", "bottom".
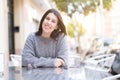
[{"left": 47, "top": 20, "right": 52, "bottom": 24}]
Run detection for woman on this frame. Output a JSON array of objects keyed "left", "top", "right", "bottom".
[{"left": 22, "top": 9, "right": 68, "bottom": 69}]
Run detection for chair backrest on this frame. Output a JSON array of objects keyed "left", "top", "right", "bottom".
[
  {"left": 102, "top": 74, "right": 120, "bottom": 80},
  {"left": 10, "top": 54, "right": 21, "bottom": 66},
  {"left": 84, "top": 54, "right": 116, "bottom": 72}
]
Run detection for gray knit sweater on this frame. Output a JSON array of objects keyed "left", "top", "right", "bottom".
[{"left": 22, "top": 33, "right": 68, "bottom": 68}]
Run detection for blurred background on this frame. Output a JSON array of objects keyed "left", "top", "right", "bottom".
[{"left": 0, "top": 0, "right": 120, "bottom": 80}]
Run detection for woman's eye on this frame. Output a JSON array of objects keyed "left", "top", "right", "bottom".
[
  {"left": 46, "top": 17, "right": 50, "bottom": 20},
  {"left": 45, "top": 17, "right": 57, "bottom": 23},
  {"left": 52, "top": 20, "right": 56, "bottom": 23}
]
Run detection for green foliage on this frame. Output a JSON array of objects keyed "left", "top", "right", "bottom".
[
  {"left": 76, "top": 22, "right": 86, "bottom": 36},
  {"left": 53, "top": 0, "right": 68, "bottom": 12},
  {"left": 66, "top": 21, "right": 75, "bottom": 37},
  {"left": 103, "top": 0, "right": 112, "bottom": 10},
  {"left": 66, "top": 20, "right": 86, "bottom": 38},
  {"left": 52, "top": 0, "right": 115, "bottom": 17}
]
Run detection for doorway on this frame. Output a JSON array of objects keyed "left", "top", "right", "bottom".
[{"left": 7, "top": 0, "right": 15, "bottom": 54}]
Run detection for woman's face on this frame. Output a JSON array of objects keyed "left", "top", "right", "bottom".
[{"left": 42, "top": 13, "right": 58, "bottom": 34}]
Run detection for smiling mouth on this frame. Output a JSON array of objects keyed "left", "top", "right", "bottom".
[{"left": 44, "top": 24, "right": 51, "bottom": 29}]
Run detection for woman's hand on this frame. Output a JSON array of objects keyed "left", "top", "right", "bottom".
[
  {"left": 55, "top": 58, "right": 64, "bottom": 68},
  {"left": 54, "top": 67, "right": 63, "bottom": 74},
  {"left": 27, "top": 64, "right": 33, "bottom": 70}
]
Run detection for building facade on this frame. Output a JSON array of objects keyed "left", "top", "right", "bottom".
[{"left": 0, "top": 0, "right": 53, "bottom": 79}]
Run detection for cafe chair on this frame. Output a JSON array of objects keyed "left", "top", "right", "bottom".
[
  {"left": 102, "top": 74, "right": 120, "bottom": 80},
  {"left": 10, "top": 54, "right": 21, "bottom": 66},
  {"left": 84, "top": 54, "right": 116, "bottom": 72}
]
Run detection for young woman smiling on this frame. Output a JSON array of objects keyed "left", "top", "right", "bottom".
[{"left": 22, "top": 9, "right": 68, "bottom": 69}]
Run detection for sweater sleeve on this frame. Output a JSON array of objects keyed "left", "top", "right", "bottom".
[
  {"left": 22, "top": 33, "right": 55, "bottom": 68},
  {"left": 56, "top": 34, "right": 69, "bottom": 68}
]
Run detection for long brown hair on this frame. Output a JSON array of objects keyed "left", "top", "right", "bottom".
[{"left": 35, "top": 9, "right": 67, "bottom": 39}]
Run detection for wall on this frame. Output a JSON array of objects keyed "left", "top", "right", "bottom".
[
  {"left": 14, "top": 0, "right": 24, "bottom": 54},
  {"left": 14, "top": 0, "right": 46, "bottom": 54},
  {"left": 0, "top": 0, "right": 9, "bottom": 80}
]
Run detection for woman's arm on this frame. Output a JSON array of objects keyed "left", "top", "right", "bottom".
[
  {"left": 56, "top": 34, "right": 68, "bottom": 68},
  {"left": 22, "top": 33, "right": 55, "bottom": 68}
]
